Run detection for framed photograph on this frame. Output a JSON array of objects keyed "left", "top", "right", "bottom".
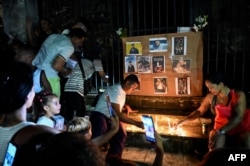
[
  {"left": 152, "top": 55, "right": 165, "bottom": 73},
  {"left": 126, "top": 42, "right": 142, "bottom": 55},
  {"left": 171, "top": 36, "right": 187, "bottom": 55},
  {"left": 125, "top": 55, "right": 137, "bottom": 73},
  {"left": 149, "top": 37, "right": 168, "bottom": 52},
  {"left": 137, "top": 55, "right": 151, "bottom": 73},
  {"left": 172, "top": 57, "right": 191, "bottom": 74},
  {"left": 175, "top": 77, "right": 190, "bottom": 95},
  {"left": 154, "top": 77, "right": 167, "bottom": 94}
]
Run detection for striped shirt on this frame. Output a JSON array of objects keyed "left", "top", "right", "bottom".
[
  {"left": 64, "top": 58, "right": 95, "bottom": 96},
  {"left": 0, "top": 121, "right": 35, "bottom": 165}
]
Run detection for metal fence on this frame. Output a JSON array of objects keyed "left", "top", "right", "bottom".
[{"left": 39, "top": 0, "right": 250, "bottom": 97}]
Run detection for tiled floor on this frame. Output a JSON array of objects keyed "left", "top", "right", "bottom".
[{"left": 122, "top": 146, "right": 202, "bottom": 166}]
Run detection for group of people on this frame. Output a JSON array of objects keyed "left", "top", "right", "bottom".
[
  {"left": 0, "top": 60, "right": 164, "bottom": 166},
  {"left": 1, "top": 16, "right": 250, "bottom": 166},
  {"left": 0, "top": 17, "right": 165, "bottom": 166}
]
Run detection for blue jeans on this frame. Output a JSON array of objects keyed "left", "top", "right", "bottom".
[{"left": 90, "top": 111, "right": 127, "bottom": 157}]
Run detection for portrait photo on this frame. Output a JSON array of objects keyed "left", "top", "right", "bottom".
[
  {"left": 152, "top": 55, "right": 165, "bottom": 73},
  {"left": 126, "top": 42, "right": 142, "bottom": 55},
  {"left": 154, "top": 77, "right": 167, "bottom": 94},
  {"left": 125, "top": 55, "right": 137, "bottom": 73},
  {"left": 149, "top": 37, "right": 168, "bottom": 52},
  {"left": 172, "top": 57, "right": 191, "bottom": 74}
]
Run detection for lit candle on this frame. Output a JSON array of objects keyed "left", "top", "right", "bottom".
[
  {"left": 167, "top": 118, "right": 170, "bottom": 130},
  {"left": 155, "top": 116, "right": 158, "bottom": 130}
]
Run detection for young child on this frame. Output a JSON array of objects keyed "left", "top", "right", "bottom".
[
  {"left": 66, "top": 117, "right": 92, "bottom": 140},
  {"left": 66, "top": 116, "right": 119, "bottom": 154},
  {"left": 35, "top": 92, "right": 65, "bottom": 130}
]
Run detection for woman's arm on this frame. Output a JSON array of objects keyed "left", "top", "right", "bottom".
[{"left": 177, "top": 94, "right": 212, "bottom": 126}]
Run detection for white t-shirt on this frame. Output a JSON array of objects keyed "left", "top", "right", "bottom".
[
  {"left": 94, "top": 83, "right": 126, "bottom": 117},
  {"left": 37, "top": 115, "right": 65, "bottom": 130},
  {"left": 33, "top": 68, "right": 43, "bottom": 93},
  {"left": 32, "top": 34, "right": 74, "bottom": 78},
  {"left": 37, "top": 116, "right": 54, "bottom": 128}
]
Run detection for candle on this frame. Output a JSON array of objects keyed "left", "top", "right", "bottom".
[{"left": 167, "top": 118, "right": 170, "bottom": 130}]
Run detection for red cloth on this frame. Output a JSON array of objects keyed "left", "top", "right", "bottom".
[{"left": 214, "top": 90, "right": 250, "bottom": 135}]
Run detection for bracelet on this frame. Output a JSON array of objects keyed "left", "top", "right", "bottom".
[{"left": 217, "top": 129, "right": 225, "bottom": 135}]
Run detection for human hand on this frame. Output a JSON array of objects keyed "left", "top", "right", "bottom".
[
  {"left": 208, "top": 129, "right": 225, "bottom": 150},
  {"left": 102, "top": 75, "right": 109, "bottom": 83},
  {"left": 124, "top": 105, "right": 138, "bottom": 116},
  {"left": 136, "top": 121, "right": 144, "bottom": 129},
  {"left": 98, "top": 71, "right": 109, "bottom": 83},
  {"left": 173, "top": 119, "right": 185, "bottom": 129},
  {"left": 61, "top": 68, "right": 72, "bottom": 78},
  {"left": 208, "top": 129, "right": 217, "bottom": 149}
]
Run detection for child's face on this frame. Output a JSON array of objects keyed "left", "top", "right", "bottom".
[
  {"left": 44, "top": 97, "right": 61, "bottom": 116},
  {"left": 84, "top": 126, "right": 92, "bottom": 140}
]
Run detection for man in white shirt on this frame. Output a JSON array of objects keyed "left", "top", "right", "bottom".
[
  {"left": 32, "top": 28, "right": 87, "bottom": 98},
  {"left": 89, "top": 74, "right": 144, "bottom": 163}
]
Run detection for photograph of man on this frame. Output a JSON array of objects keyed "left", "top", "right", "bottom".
[
  {"left": 127, "top": 61, "right": 135, "bottom": 72},
  {"left": 126, "top": 42, "right": 142, "bottom": 55},
  {"left": 129, "top": 43, "right": 139, "bottom": 54},
  {"left": 152, "top": 56, "right": 165, "bottom": 73},
  {"left": 125, "top": 55, "right": 137, "bottom": 73}
]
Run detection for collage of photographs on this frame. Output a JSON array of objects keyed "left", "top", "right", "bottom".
[{"left": 124, "top": 36, "right": 191, "bottom": 95}]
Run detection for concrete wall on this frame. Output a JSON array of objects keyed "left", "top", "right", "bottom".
[
  {"left": 2, "top": 0, "right": 38, "bottom": 43},
  {"left": 86, "top": 94, "right": 206, "bottom": 116},
  {"left": 126, "top": 95, "right": 204, "bottom": 116}
]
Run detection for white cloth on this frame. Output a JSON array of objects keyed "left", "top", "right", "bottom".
[
  {"left": 33, "top": 68, "right": 43, "bottom": 93},
  {"left": 94, "top": 83, "right": 126, "bottom": 118},
  {"left": 36, "top": 115, "right": 64, "bottom": 130},
  {"left": 32, "top": 34, "right": 74, "bottom": 78},
  {"left": 37, "top": 116, "right": 54, "bottom": 128}
]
